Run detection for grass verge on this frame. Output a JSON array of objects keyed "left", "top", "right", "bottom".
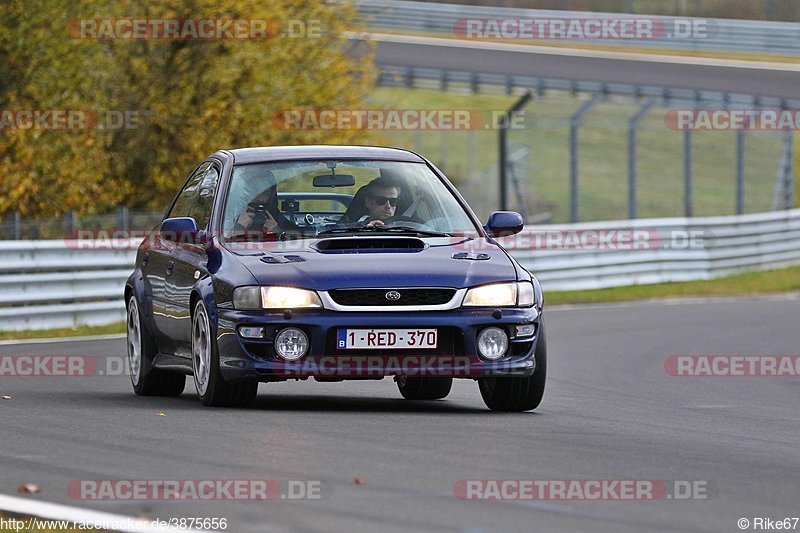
[
  {"left": 546, "top": 266, "right": 800, "bottom": 305},
  {"left": 0, "top": 322, "right": 126, "bottom": 342}
]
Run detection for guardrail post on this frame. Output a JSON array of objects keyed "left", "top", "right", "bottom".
[
  {"left": 499, "top": 91, "right": 533, "bottom": 211},
  {"left": 736, "top": 129, "right": 746, "bottom": 215},
  {"left": 569, "top": 94, "right": 603, "bottom": 223},
  {"left": 684, "top": 129, "right": 693, "bottom": 217},
  {"left": 628, "top": 99, "right": 657, "bottom": 219}
]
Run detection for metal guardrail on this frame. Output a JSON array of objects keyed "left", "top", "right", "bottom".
[
  {"left": 0, "top": 241, "right": 136, "bottom": 331},
  {"left": 507, "top": 208, "right": 800, "bottom": 290},
  {"left": 357, "top": 0, "right": 800, "bottom": 55},
  {"left": 376, "top": 64, "right": 800, "bottom": 109},
  {"left": 1, "top": 209, "right": 799, "bottom": 331}
]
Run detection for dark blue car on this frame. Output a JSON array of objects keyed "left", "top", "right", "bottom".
[{"left": 125, "top": 146, "right": 546, "bottom": 411}]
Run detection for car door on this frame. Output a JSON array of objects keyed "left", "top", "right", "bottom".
[
  {"left": 165, "top": 161, "right": 221, "bottom": 358},
  {"left": 150, "top": 161, "right": 210, "bottom": 355}
]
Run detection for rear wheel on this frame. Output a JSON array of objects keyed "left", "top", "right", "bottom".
[
  {"left": 192, "top": 300, "right": 258, "bottom": 407},
  {"left": 478, "top": 321, "right": 547, "bottom": 412},
  {"left": 127, "top": 296, "right": 185, "bottom": 397},
  {"left": 396, "top": 376, "right": 453, "bottom": 400}
]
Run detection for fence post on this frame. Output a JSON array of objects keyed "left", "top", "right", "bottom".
[
  {"left": 66, "top": 211, "right": 79, "bottom": 236},
  {"left": 736, "top": 129, "right": 746, "bottom": 215},
  {"left": 628, "top": 99, "right": 657, "bottom": 219},
  {"left": 117, "top": 206, "right": 130, "bottom": 232},
  {"left": 785, "top": 130, "right": 795, "bottom": 209},
  {"left": 498, "top": 91, "right": 532, "bottom": 211},
  {"left": 569, "top": 94, "right": 603, "bottom": 223},
  {"left": 10, "top": 212, "right": 21, "bottom": 240},
  {"left": 684, "top": 129, "right": 693, "bottom": 217}
]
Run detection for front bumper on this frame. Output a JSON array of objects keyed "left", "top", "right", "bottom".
[{"left": 215, "top": 307, "right": 542, "bottom": 382}]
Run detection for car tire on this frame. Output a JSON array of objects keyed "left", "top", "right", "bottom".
[
  {"left": 192, "top": 300, "right": 258, "bottom": 408},
  {"left": 396, "top": 376, "right": 453, "bottom": 400},
  {"left": 127, "top": 295, "right": 186, "bottom": 397},
  {"left": 478, "top": 320, "right": 547, "bottom": 412}
]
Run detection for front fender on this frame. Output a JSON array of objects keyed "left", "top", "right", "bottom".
[{"left": 193, "top": 276, "right": 218, "bottom": 329}]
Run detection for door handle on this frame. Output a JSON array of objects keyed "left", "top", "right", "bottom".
[{"left": 166, "top": 261, "right": 174, "bottom": 275}]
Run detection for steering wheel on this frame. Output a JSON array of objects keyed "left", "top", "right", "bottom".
[{"left": 384, "top": 215, "right": 426, "bottom": 227}]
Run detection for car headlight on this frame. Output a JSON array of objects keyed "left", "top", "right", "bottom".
[
  {"left": 462, "top": 282, "right": 535, "bottom": 308},
  {"left": 233, "top": 286, "right": 322, "bottom": 310}
]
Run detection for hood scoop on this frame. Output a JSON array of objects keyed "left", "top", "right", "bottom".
[{"left": 316, "top": 237, "right": 425, "bottom": 253}]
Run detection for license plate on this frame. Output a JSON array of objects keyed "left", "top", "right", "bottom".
[{"left": 337, "top": 329, "right": 438, "bottom": 350}]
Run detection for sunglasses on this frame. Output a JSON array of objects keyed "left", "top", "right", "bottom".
[{"left": 371, "top": 195, "right": 398, "bottom": 207}]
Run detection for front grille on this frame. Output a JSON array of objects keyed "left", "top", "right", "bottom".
[{"left": 328, "top": 288, "right": 456, "bottom": 307}]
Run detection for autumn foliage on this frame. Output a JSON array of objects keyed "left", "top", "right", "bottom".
[{"left": 0, "top": 0, "right": 376, "bottom": 217}]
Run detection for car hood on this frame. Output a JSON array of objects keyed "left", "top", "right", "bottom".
[{"left": 226, "top": 236, "right": 517, "bottom": 290}]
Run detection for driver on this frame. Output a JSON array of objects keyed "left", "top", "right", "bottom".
[{"left": 362, "top": 178, "right": 401, "bottom": 228}]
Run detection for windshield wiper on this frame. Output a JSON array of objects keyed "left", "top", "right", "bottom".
[
  {"left": 226, "top": 230, "right": 309, "bottom": 242},
  {"left": 381, "top": 226, "right": 451, "bottom": 237},
  {"left": 316, "top": 226, "right": 378, "bottom": 236},
  {"left": 316, "top": 226, "right": 450, "bottom": 238}
]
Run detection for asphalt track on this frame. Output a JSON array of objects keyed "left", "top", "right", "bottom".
[
  {"left": 1, "top": 296, "right": 799, "bottom": 532},
  {"left": 368, "top": 34, "right": 800, "bottom": 100}
]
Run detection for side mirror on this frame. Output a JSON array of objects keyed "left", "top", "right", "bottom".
[
  {"left": 160, "top": 217, "right": 201, "bottom": 244},
  {"left": 484, "top": 211, "right": 524, "bottom": 238}
]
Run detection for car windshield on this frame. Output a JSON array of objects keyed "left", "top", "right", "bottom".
[{"left": 222, "top": 159, "right": 479, "bottom": 240}]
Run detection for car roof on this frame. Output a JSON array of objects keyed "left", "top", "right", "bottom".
[{"left": 221, "top": 145, "right": 426, "bottom": 165}]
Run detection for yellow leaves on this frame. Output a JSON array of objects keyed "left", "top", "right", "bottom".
[{"left": 1, "top": 0, "right": 380, "bottom": 217}]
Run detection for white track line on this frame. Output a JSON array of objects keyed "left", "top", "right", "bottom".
[
  {"left": 0, "top": 493, "right": 204, "bottom": 532},
  {"left": 0, "top": 333, "right": 125, "bottom": 346},
  {"left": 358, "top": 32, "right": 800, "bottom": 72}
]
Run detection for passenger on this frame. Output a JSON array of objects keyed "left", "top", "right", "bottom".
[{"left": 234, "top": 171, "right": 297, "bottom": 234}]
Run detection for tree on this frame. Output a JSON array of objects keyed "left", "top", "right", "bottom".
[{"left": 0, "top": 0, "right": 377, "bottom": 217}]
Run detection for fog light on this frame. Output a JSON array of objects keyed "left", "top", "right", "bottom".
[
  {"left": 515, "top": 324, "right": 536, "bottom": 338},
  {"left": 238, "top": 326, "right": 265, "bottom": 339},
  {"left": 274, "top": 327, "right": 309, "bottom": 360},
  {"left": 477, "top": 327, "right": 508, "bottom": 360}
]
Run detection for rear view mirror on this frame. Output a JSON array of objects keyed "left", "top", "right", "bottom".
[{"left": 313, "top": 174, "right": 356, "bottom": 188}]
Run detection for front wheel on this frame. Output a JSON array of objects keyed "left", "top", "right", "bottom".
[
  {"left": 478, "top": 321, "right": 547, "bottom": 412},
  {"left": 396, "top": 376, "right": 453, "bottom": 400},
  {"left": 127, "top": 296, "right": 185, "bottom": 397},
  {"left": 192, "top": 300, "right": 258, "bottom": 407}
]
